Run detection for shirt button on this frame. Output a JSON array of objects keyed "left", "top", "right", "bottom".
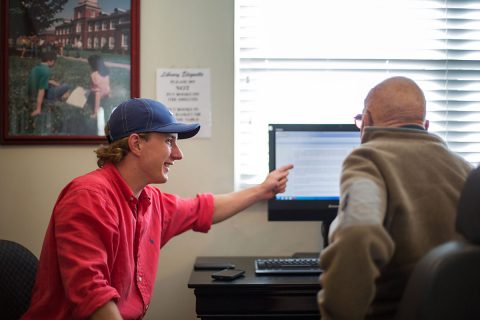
[
  {"left": 138, "top": 276, "right": 142, "bottom": 282},
  {"left": 146, "top": 304, "right": 149, "bottom": 310}
]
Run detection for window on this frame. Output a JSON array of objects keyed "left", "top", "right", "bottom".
[
  {"left": 121, "top": 33, "right": 129, "bottom": 50},
  {"left": 109, "top": 36, "right": 115, "bottom": 50},
  {"left": 101, "top": 37, "right": 107, "bottom": 48},
  {"left": 235, "top": 0, "right": 480, "bottom": 188}
]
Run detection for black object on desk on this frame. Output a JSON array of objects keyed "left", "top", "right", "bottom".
[
  {"left": 194, "top": 261, "right": 236, "bottom": 270},
  {"left": 211, "top": 268, "right": 245, "bottom": 281},
  {"left": 188, "top": 256, "right": 321, "bottom": 319}
]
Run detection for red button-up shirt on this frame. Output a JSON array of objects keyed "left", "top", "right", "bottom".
[{"left": 23, "top": 163, "right": 214, "bottom": 320}]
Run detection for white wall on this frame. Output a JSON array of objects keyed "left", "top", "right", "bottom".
[{"left": 0, "top": 1, "right": 323, "bottom": 319}]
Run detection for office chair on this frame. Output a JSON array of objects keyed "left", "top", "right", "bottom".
[
  {"left": 395, "top": 167, "right": 480, "bottom": 320},
  {"left": 456, "top": 166, "right": 480, "bottom": 244},
  {"left": 0, "top": 239, "right": 38, "bottom": 320}
]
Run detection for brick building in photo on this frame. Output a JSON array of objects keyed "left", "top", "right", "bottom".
[{"left": 55, "top": 0, "right": 131, "bottom": 54}]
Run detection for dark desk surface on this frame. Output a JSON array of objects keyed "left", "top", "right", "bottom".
[{"left": 188, "top": 256, "right": 321, "bottom": 319}]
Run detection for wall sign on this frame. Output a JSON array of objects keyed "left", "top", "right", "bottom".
[{"left": 156, "top": 68, "right": 211, "bottom": 138}]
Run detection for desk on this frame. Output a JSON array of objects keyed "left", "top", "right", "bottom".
[{"left": 188, "top": 256, "right": 321, "bottom": 319}]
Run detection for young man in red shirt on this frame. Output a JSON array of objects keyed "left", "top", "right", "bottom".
[{"left": 23, "top": 98, "right": 293, "bottom": 320}]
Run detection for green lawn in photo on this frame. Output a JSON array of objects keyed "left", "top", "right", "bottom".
[{"left": 8, "top": 53, "right": 131, "bottom": 136}]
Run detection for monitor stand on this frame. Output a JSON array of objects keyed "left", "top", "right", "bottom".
[
  {"left": 292, "top": 218, "right": 334, "bottom": 259},
  {"left": 321, "top": 217, "right": 334, "bottom": 247}
]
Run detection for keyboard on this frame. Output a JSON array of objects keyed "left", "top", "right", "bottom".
[{"left": 254, "top": 257, "right": 322, "bottom": 275}]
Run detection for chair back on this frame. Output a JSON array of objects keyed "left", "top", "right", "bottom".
[
  {"left": 395, "top": 167, "right": 480, "bottom": 320},
  {"left": 456, "top": 166, "right": 480, "bottom": 244},
  {"left": 0, "top": 240, "right": 38, "bottom": 320}
]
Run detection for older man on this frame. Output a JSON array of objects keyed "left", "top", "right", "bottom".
[{"left": 318, "top": 77, "right": 472, "bottom": 320}]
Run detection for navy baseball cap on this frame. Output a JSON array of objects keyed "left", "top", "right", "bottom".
[{"left": 107, "top": 98, "right": 200, "bottom": 143}]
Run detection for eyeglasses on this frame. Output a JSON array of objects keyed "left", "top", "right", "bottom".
[{"left": 354, "top": 114, "right": 363, "bottom": 129}]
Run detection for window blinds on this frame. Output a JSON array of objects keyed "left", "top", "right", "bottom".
[{"left": 235, "top": 0, "right": 480, "bottom": 188}]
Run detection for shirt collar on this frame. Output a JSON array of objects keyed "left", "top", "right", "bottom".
[
  {"left": 102, "top": 162, "right": 152, "bottom": 206},
  {"left": 102, "top": 162, "right": 138, "bottom": 201},
  {"left": 400, "top": 124, "right": 425, "bottom": 131}
]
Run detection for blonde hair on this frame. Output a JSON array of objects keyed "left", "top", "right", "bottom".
[{"left": 95, "top": 126, "right": 150, "bottom": 167}]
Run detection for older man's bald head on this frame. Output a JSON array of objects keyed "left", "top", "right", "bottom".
[{"left": 363, "top": 76, "right": 427, "bottom": 129}]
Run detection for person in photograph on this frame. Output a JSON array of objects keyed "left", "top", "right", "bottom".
[
  {"left": 75, "top": 40, "right": 82, "bottom": 58},
  {"left": 22, "top": 98, "right": 294, "bottom": 319},
  {"left": 27, "top": 51, "right": 71, "bottom": 117},
  {"left": 19, "top": 36, "right": 29, "bottom": 58},
  {"left": 87, "top": 54, "right": 111, "bottom": 119}
]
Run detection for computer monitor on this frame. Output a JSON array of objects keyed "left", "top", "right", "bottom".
[{"left": 268, "top": 124, "right": 361, "bottom": 226}]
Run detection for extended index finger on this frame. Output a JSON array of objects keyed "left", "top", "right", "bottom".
[{"left": 276, "top": 164, "right": 294, "bottom": 172}]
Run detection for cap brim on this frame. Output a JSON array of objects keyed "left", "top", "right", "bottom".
[{"left": 152, "top": 123, "right": 201, "bottom": 139}]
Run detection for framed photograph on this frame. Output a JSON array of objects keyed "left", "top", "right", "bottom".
[{"left": 0, "top": 0, "right": 140, "bottom": 144}]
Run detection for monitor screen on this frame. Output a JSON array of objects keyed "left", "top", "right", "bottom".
[{"left": 268, "top": 124, "right": 360, "bottom": 222}]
